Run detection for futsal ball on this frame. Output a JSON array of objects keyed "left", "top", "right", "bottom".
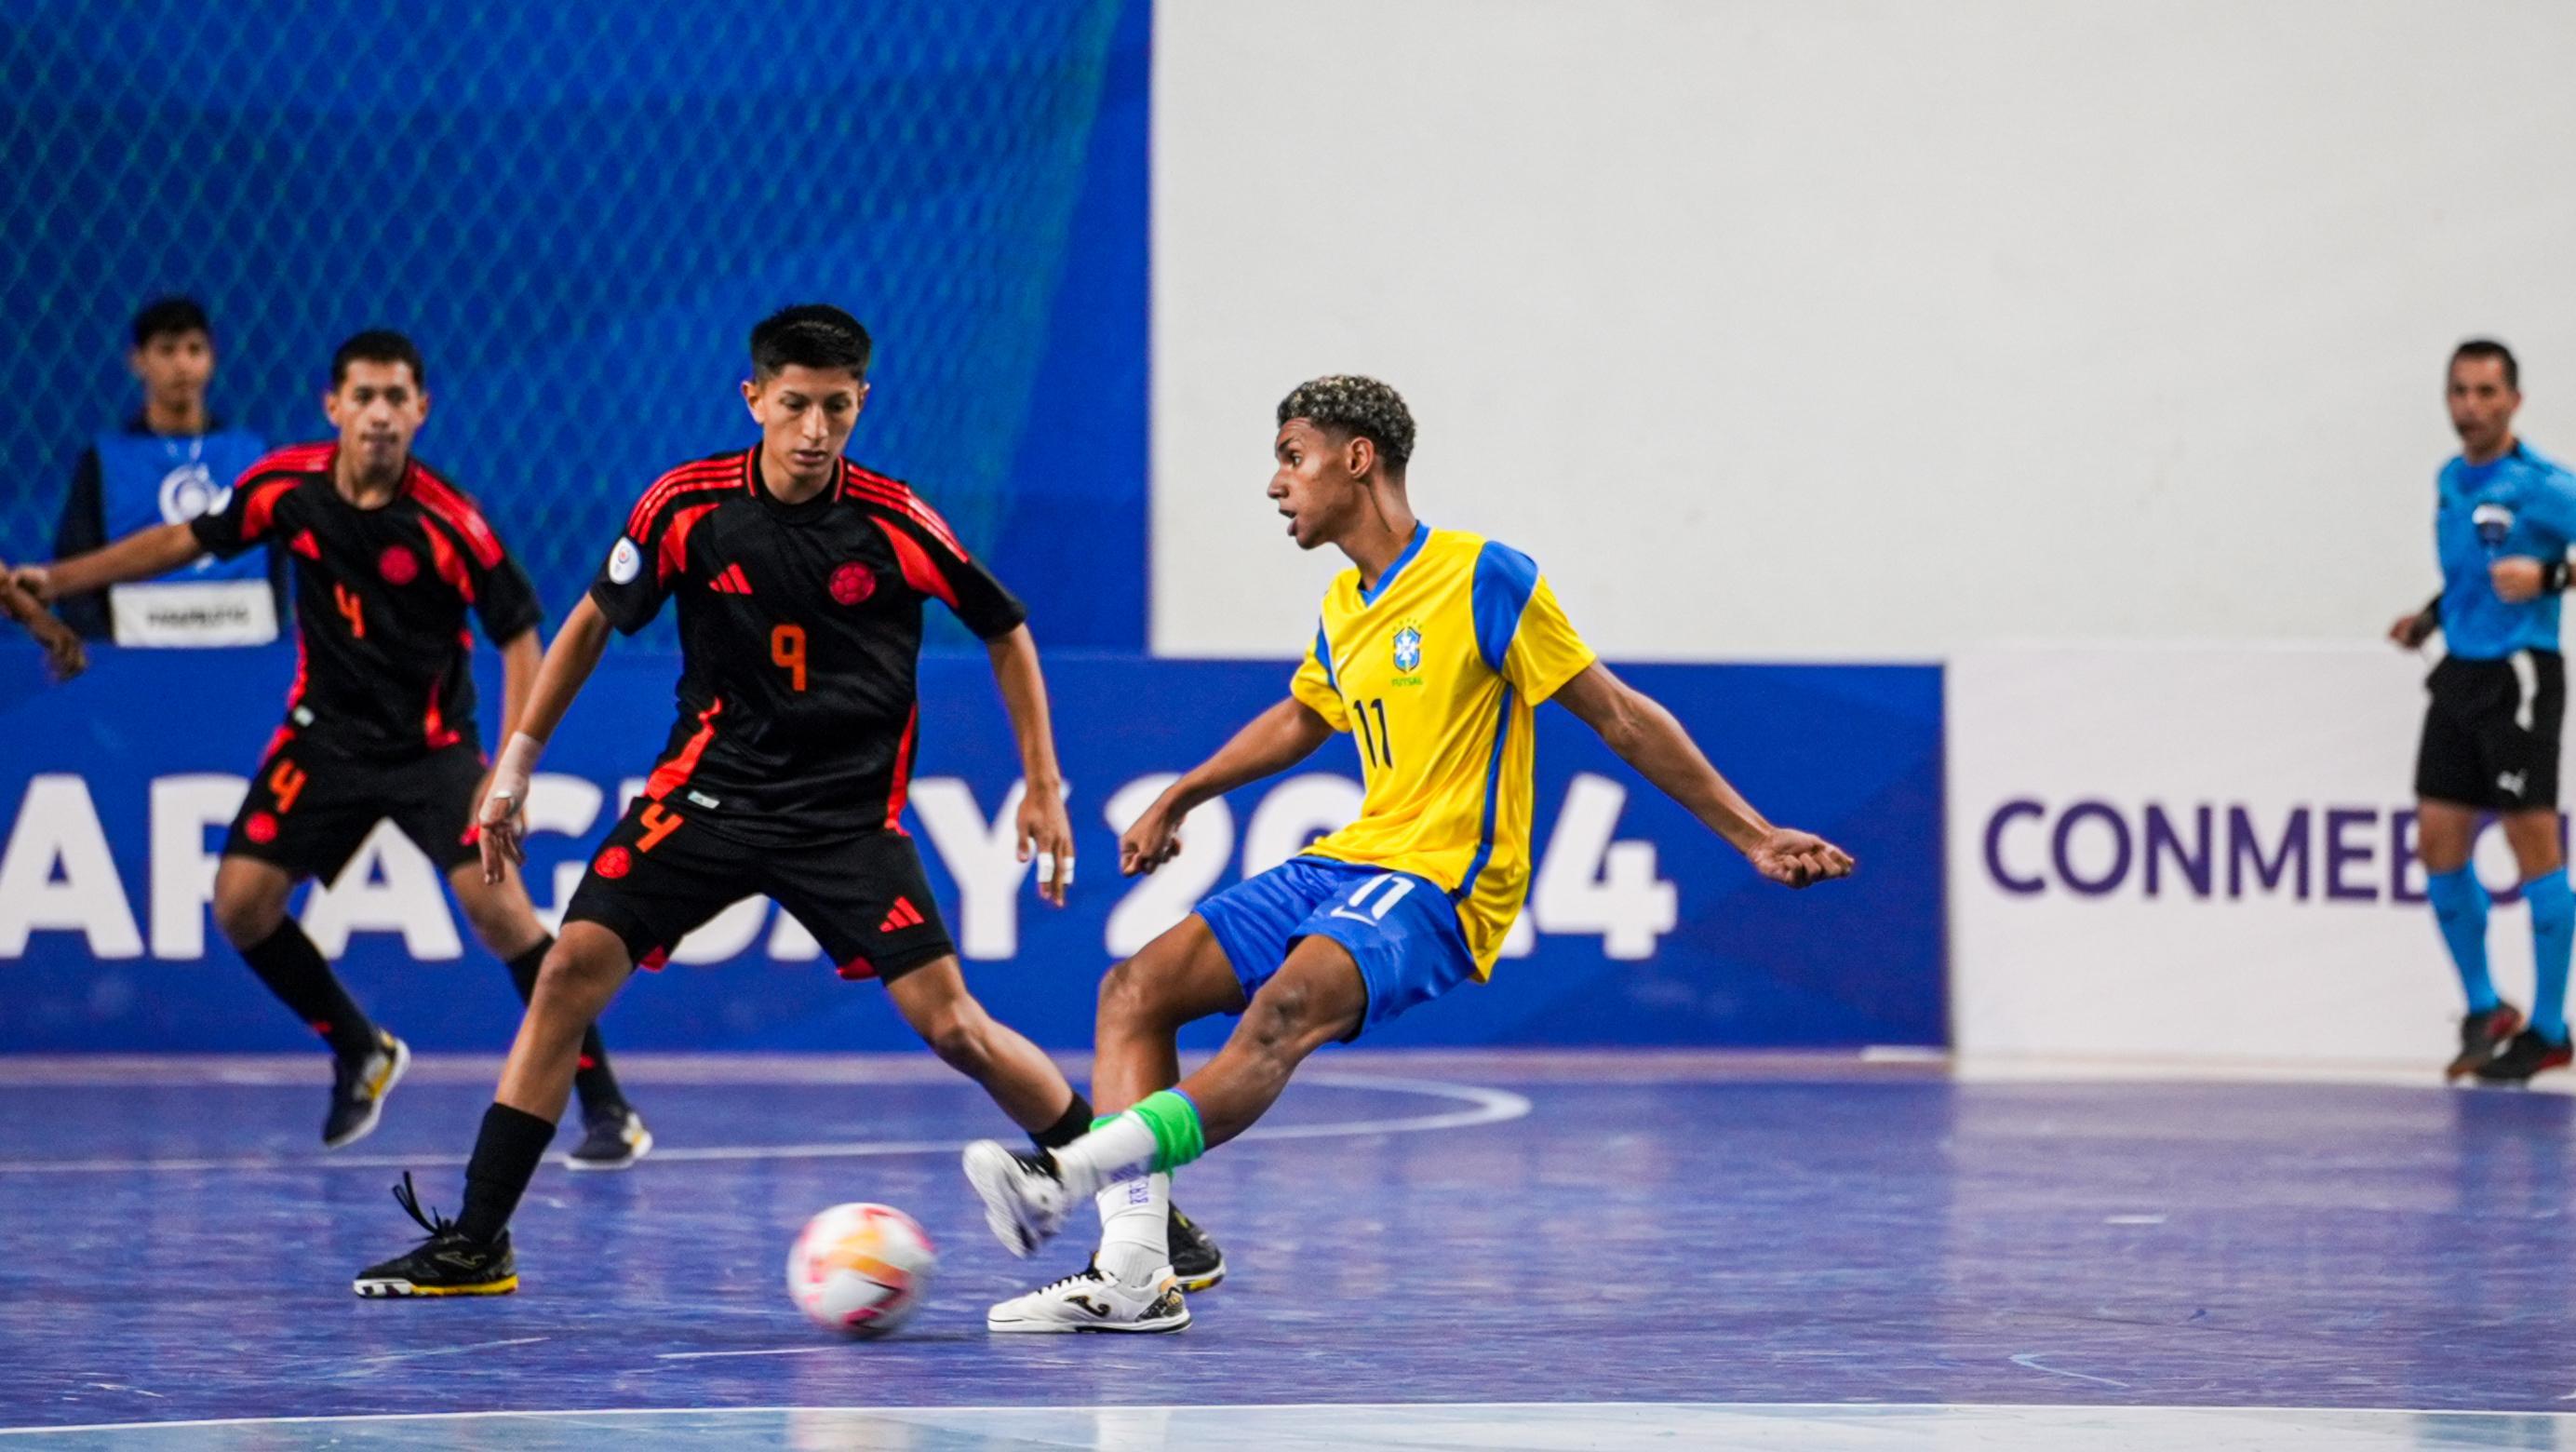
[{"left": 787, "top": 1202, "right": 937, "bottom": 1336}]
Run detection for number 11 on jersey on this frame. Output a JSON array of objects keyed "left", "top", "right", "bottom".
[{"left": 1352, "top": 696, "right": 1393, "bottom": 770}]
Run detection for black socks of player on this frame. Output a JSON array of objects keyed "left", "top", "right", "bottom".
[
  {"left": 1032, "top": 1092, "right": 1095, "bottom": 1151},
  {"left": 240, "top": 920, "right": 377, "bottom": 1062},
  {"left": 503, "top": 936, "right": 626, "bottom": 1117},
  {"left": 457, "top": 1102, "right": 556, "bottom": 1244}
]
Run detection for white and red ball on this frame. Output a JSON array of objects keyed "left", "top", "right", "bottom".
[{"left": 787, "top": 1202, "right": 936, "bottom": 1336}]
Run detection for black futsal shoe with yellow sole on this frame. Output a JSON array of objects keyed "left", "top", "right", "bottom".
[
  {"left": 353, "top": 1174, "right": 517, "bottom": 1297},
  {"left": 1168, "top": 1205, "right": 1227, "bottom": 1292},
  {"left": 323, "top": 1028, "right": 410, "bottom": 1150}
]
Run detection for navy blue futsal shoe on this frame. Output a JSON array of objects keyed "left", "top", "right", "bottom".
[{"left": 566, "top": 1107, "right": 653, "bottom": 1172}]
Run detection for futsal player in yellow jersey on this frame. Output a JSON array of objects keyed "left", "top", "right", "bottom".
[{"left": 967, "top": 376, "right": 1854, "bottom": 1332}]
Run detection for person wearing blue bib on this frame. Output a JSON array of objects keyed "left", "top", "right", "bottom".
[
  {"left": 50, "top": 297, "right": 286, "bottom": 645},
  {"left": 2389, "top": 339, "right": 2576, "bottom": 1083}
]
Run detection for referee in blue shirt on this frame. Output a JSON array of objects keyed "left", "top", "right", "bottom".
[{"left": 2392, "top": 340, "right": 2576, "bottom": 1082}]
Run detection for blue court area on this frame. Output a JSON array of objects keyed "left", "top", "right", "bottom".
[{"left": 0, "top": 1052, "right": 2570, "bottom": 1448}]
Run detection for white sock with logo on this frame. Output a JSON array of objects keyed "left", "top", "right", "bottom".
[
  {"left": 1093, "top": 1172, "right": 1171, "bottom": 1287},
  {"left": 1053, "top": 1111, "right": 1158, "bottom": 1200}
]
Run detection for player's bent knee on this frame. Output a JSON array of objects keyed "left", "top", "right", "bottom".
[
  {"left": 210, "top": 888, "right": 287, "bottom": 949},
  {"left": 1096, "top": 958, "right": 1168, "bottom": 1032},
  {"left": 446, "top": 867, "right": 543, "bottom": 959},
  {"left": 530, "top": 927, "right": 630, "bottom": 1016},
  {"left": 460, "top": 906, "right": 528, "bottom": 958},
  {"left": 1098, "top": 926, "right": 1245, "bottom": 1035},
  {"left": 1239, "top": 983, "right": 1328, "bottom": 1065}
]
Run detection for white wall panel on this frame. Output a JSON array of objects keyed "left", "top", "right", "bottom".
[{"left": 1155, "top": 1, "right": 2576, "bottom": 660}]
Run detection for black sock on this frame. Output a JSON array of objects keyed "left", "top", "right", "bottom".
[
  {"left": 504, "top": 936, "right": 626, "bottom": 1118},
  {"left": 240, "top": 920, "right": 375, "bottom": 1060},
  {"left": 1031, "top": 1091, "right": 1095, "bottom": 1150},
  {"left": 458, "top": 1102, "right": 557, "bottom": 1243}
]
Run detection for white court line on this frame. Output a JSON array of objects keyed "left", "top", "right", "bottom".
[
  {"left": 2009, "top": 1352, "right": 2130, "bottom": 1389},
  {"left": 2, "top": 1045, "right": 2536, "bottom": 1090},
  {"left": 651, "top": 1347, "right": 840, "bottom": 1362},
  {"left": 1952, "top": 1053, "right": 2576, "bottom": 1092},
  {"left": 4, "top": 1400, "right": 2570, "bottom": 1438},
  {"left": 0, "top": 1075, "right": 1530, "bottom": 1176},
  {"left": 342, "top": 1338, "right": 548, "bottom": 1371}
]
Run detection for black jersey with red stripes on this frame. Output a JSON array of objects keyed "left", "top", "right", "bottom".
[
  {"left": 590, "top": 446, "right": 1026, "bottom": 847},
  {"left": 191, "top": 441, "right": 543, "bottom": 762}
]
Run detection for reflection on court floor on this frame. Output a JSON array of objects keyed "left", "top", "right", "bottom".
[
  {"left": 0, "top": 1053, "right": 2567, "bottom": 1447},
  {"left": 9, "top": 1402, "right": 2574, "bottom": 1450}
]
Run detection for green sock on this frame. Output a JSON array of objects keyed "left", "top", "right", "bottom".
[
  {"left": 1059, "top": 1089, "right": 1208, "bottom": 1199},
  {"left": 1130, "top": 1089, "right": 1206, "bottom": 1173}
]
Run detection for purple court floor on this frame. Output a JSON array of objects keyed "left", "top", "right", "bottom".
[{"left": 0, "top": 1051, "right": 2569, "bottom": 1449}]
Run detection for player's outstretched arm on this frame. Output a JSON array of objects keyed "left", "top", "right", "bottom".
[
  {"left": 0, "top": 570, "right": 85, "bottom": 681},
  {"left": 8, "top": 521, "right": 206, "bottom": 603},
  {"left": 1120, "top": 697, "right": 1335, "bottom": 876},
  {"left": 493, "top": 628, "right": 543, "bottom": 750},
  {"left": 1552, "top": 662, "right": 1854, "bottom": 889},
  {"left": 985, "top": 624, "right": 1075, "bottom": 907},
  {"left": 476, "top": 597, "right": 614, "bottom": 883}
]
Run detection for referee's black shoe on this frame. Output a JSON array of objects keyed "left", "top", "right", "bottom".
[
  {"left": 353, "top": 1174, "right": 517, "bottom": 1297},
  {"left": 2474, "top": 1028, "right": 2574, "bottom": 1085},
  {"left": 1169, "top": 1206, "right": 1226, "bottom": 1292},
  {"left": 2447, "top": 1003, "right": 2525, "bottom": 1082}
]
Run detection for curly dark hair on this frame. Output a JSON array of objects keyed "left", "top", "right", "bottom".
[{"left": 1277, "top": 375, "right": 1415, "bottom": 470}]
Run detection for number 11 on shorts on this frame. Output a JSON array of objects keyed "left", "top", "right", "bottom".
[{"left": 1330, "top": 873, "right": 1416, "bottom": 925}]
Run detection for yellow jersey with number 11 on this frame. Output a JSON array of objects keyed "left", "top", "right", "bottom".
[{"left": 1288, "top": 523, "right": 1597, "bottom": 975}]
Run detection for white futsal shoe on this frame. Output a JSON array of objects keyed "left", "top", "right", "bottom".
[
  {"left": 987, "top": 1262, "right": 1189, "bottom": 1334},
  {"left": 961, "top": 1138, "right": 1070, "bottom": 1257}
]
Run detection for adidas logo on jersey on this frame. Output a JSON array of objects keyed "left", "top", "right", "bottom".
[
  {"left": 708, "top": 564, "right": 753, "bottom": 595},
  {"left": 879, "top": 897, "right": 925, "bottom": 934}
]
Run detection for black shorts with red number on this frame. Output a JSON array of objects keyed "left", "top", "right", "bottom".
[
  {"left": 2416, "top": 650, "right": 2567, "bottom": 811},
  {"left": 224, "top": 737, "right": 484, "bottom": 881},
  {"left": 561, "top": 798, "right": 954, "bottom": 982}
]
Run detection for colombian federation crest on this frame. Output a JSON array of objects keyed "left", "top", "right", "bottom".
[{"left": 1392, "top": 622, "right": 1424, "bottom": 673}]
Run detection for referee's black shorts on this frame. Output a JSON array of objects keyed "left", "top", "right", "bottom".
[{"left": 2416, "top": 649, "right": 2566, "bottom": 811}]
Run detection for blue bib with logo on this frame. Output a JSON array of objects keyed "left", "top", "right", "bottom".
[{"left": 95, "top": 426, "right": 276, "bottom": 644}]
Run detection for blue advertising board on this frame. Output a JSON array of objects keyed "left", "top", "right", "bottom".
[{"left": 0, "top": 644, "right": 1941, "bottom": 1052}]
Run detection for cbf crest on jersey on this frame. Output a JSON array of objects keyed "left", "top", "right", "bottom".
[{"left": 1392, "top": 621, "right": 1424, "bottom": 674}]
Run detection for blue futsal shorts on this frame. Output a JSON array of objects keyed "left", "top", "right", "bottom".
[{"left": 1193, "top": 855, "right": 1479, "bottom": 1038}]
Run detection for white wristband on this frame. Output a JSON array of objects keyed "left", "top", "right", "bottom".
[{"left": 489, "top": 731, "right": 544, "bottom": 809}]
